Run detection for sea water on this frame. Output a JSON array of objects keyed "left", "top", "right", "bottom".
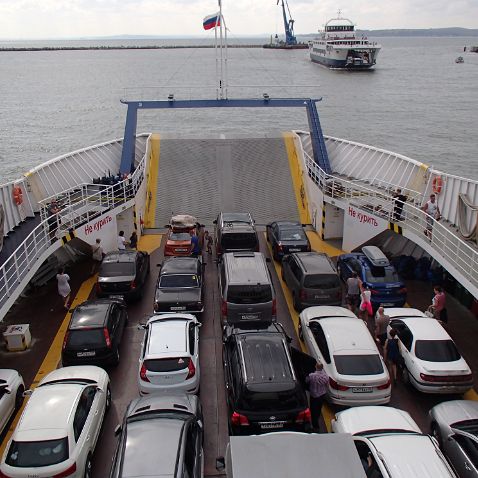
[{"left": 0, "top": 36, "right": 477, "bottom": 182}]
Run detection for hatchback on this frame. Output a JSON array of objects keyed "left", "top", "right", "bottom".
[
  {"left": 138, "top": 314, "right": 201, "bottom": 395},
  {"left": 164, "top": 214, "right": 199, "bottom": 256},
  {"left": 110, "top": 394, "right": 203, "bottom": 478},
  {"left": 96, "top": 250, "right": 150, "bottom": 301},
  {"left": 62, "top": 299, "right": 127, "bottom": 367},
  {"left": 0, "top": 370, "right": 24, "bottom": 436},
  {"left": 266, "top": 220, "right": 311, "bottom": 261},
  {"left": 0, "top": 366, "right": 110, "bottom": 478},
  {"left": 214, "top": 212, "right": 259, "bottom": 255}
]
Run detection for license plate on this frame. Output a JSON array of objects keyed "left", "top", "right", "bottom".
[
  {"left": 381, "top": 303, "right": 394, "bottom": 306},
  {"left": 176, "top": 248, "right": 188, "bottom": 252},
  {"left": 77, "top": 351, "right": 96, "bottom": 357},
  {"left": 110, "top": 294, "right": 124, "bottom": 299},
  {"left": 315, "top": 295, "right": 330, "bottom": 299},
  {"left": 289, "top": 248, "right": 300, "bottom": 252},
  {"left": 260, "top": 422, "right": 285, "bottom": 429},
  {"left": 241, "top": 314, "right": 259, "bottom": 320},
  {"left": 352, "top": 387, "right": 373, "bottom": 393},
  {"left": 170, "top": 306, "right": 186, "bottom": 311}
]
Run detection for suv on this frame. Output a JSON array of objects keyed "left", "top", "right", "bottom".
[
  {"left": 97, "top": 250, "right": 150, "bottom": 301},
  {"left": 214, "top": 212, "right": 259, "bottom": 255},
  {"left": 337, "top": 246, "right": 406, "bottom": 309},
  {"left": 219, "top": 252, "right": 276, "bottom": 325},
  {"left": 154, "top": 256, "right": 205, "bottom": 316},
  {"left": 62, "top": 299, "right": 128, "bottom": 366},
  {"left": 282, "top": 252, "right": 342, "bottom": 310},
  {"left": 266, "top": 221, "right": 311, "bottom": 261},
  {"left": 223, "top": 323, "right": 313, "bottom": 435}
]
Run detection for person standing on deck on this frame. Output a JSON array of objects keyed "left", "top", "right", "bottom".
[
  {"left": 346, "top": 272, "right": 362, "bottom": 313},
  {"left": 117, "top": 231, "right": 127, "bottom": 250},
  {"left": 57, "top": 267, "right": 71, "bottom": 310},
  {"left": 305, "top": 362, "right": 329, "bottom": 432},
  {"left": 422, "top": 194, "right": 441, "bottom": 239},
  {"left": 392, "top": 189, "right": 407, "bottom": 221},
  {"left": 190, "top": 230, "right": 200, "bottom": 257},
  {"left": 91, "top": 238, "right": 104, "bottom": 275},
  {"left": 374, "top": 307, "right": 390, "bottom": 347}
]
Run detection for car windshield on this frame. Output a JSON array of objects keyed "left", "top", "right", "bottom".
[
  {"left": 169, "top": 233, "right": 191, "bottom": 241},
  {"left": 364, "top": 266, "right": 399, "bottom": 283},
  {"left": 227, "top": 285, "right": 272, "bottom": 304},
  {"left": 159, "top": 274, "right": 198, "bottom": 288},
  {"left": 334, "top": 355, "right": 384, "bottom": 375},
  {"left": 99, "top": 263, "right": 135, "bottom": 277},
  {"left": 6, "top": 438, "right": 68, "bottom": 467},
  {"left": 280, "top": 229, "right": 306, "bottom": 241},
  {"left": 144, "top": 357, "right": 190, "bottom": 372},
  {"left": 67, "top": 329, "right": 105, "bottom": 347},
  {"left": 304, "top": 274, "right": 340, "bottom": 289},
  {"left": 415, "top": 339, "right": 461, "bottom": 362},
  {"left": 221, "top": 233, "right": 257, "bottom": 250},
  {"left": 242, "top": 390, "right": 302, "bottom": 412}
]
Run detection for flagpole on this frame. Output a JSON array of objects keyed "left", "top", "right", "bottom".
[
  {"left": 218, "top": 0, "right": 224, "bottom": 99},
  {"left": 215, "top": 18, "right": 218, "bottom": 100},
  {"left": 223, "top": 11, "right": 228, "bottom": 98}
]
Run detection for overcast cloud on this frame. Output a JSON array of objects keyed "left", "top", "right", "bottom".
[{"left": 0, "top": 0, "right": 476, "bottom": 39}]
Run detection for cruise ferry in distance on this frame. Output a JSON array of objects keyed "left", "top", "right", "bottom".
[{"left": 309, "top": 12, "right": 381, "bottom": 69}]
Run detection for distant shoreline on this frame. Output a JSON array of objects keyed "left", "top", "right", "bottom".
[{"left": 0, "top": 45, "right": 264, "bottom": 52}]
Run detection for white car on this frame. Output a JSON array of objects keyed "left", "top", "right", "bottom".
[
  {"left": 384, "top": 307, "right": 427, "bottom": 318},
  {"left": 299, "top": 306, "right": 391, "bottom": 406},
  {"left": 138, "top": 314, "right": 201, "bottom": 395},
  {"left": 0, "top": 370, "right": 24, "bottom": 435},
  {"left": 332, "top": 406, "right": 457, "bottom": 478},
  {"left": 0, "top": 366, "right": 110, "bottom": 478},
  {"left": 387, "top": 317, "right": 473, "bottom": 393}
]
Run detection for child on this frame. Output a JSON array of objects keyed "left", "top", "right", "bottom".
[{"left": 204, "top": 230, "right": 213, "bottom": 254}]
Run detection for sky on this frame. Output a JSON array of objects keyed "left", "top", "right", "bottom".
[{"left": 0, "top": 0, "right": 476, "bottom": 40}]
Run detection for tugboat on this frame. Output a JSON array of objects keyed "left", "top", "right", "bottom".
[
  {"left": 309, "top": 11, "right": 381, "bottom": 69},
  {"left": 455, "top": 56, "right": 464, "bottom": 63}
]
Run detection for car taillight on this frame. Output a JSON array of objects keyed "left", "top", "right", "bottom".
[
  {"left": 277, "top": 243, "right": 283, "bottom": 253},
  {"left": 221, "top": 299, "right": 227, "bottom": 317},
  {"left": 0, "top": 470, "right": 12, "bottom": 478},
  {"left": 377, "top": 379, "right": 391, "bottom": 390},
  {"left": 103, "top": 328, "right": 111, "bottom": 348},
  {"left": 131, "top": 280, "right": 136, "bottom": 289},
  {"left": 420, "top": 373, "right": 473, "bottom": 383},
  {"left": 306, "top": 243, "right": 311, "bottom": 252},
  {"left": 399, "top": 288, "right": 407, "bottom": 294},
  {"left": 62, "top": 331, "right": 70, "bottom": 350},
  {"left": 96, "top": 282, "right": 102, "bottom": 292},
  {"left": 272, "top": 298, "right": 277, "bottom": 316},
  {"left": 231, "top": 412, "right": 250, "bottom": 426},
  {"left": 329, "top": 378, "right": 349, "bottom": 391},
  {"left": 52, "top": 462, "right": 77, "bottom": 478},
  {"left": 186, "top": 360, "right": 196, "bottom": 379},
  {"left": 299, "top": 289, "right": 307, "bottom": 300},
  {"left": 140, "top": 363, "right": 150, "bottom": 382},
  {"left": 255, "top": 242, "right": 260, "bottom": 252},
  {"left": 295, "top": 408, "right": 312, "bottom": 424}
]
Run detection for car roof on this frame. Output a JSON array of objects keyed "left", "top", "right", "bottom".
[
  {"left": 147, "top": 319, "right": 189, "bottom": 356},
  {"left": 392, "top": 317, "right": 451, "bottom": 340},
  {"left": 161, "top": 257, "right": 199, "bottom": 275},
  {"left": 221, "top": 212, "right": 253, "bottom": 223},
  {"left": 70, "top": 300, "right": 111, "bottom": 328},
  {"left": 301, "top": 306, "right": 358, "bottom": 323},
  {"left": 384, "top": 308, "right": 426, "bottom": 318},
  {"left": 38, "top": 365, "right": 106, "bottom": 386},
  {"left": 276, "top": 221, "right": 302, "bottom": 229},
  {"left": 103, "top": 250, "right": 137, "bottom": 263},
  {"left": 430, "top": 400, "right": 478, "bottom": 428},
  {"left": 128, "top": 393, "right": 198, "bottom": 417},
  {"left": 293, "top": 252, "right": 334, "bottom": 273},
  {"left": 223, "top": 252, "right": 270, "bottom": 285}
]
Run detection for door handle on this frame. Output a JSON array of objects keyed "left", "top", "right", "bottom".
[
  {"left": 86, "top": 435, "right": 90, "bottom": 441},
  {"left": 95, "top": 410, "right": 98, "bottom": 415}
]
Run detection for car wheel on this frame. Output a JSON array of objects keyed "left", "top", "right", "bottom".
[
  {"left": 15, "top": 385, "right": 24, "bottom": 410},
  {"left": 431, "top": 422, "right": 443, "bottom": 447},
  {"left": 84, "top": 454, "right": 92, "bottom": 478},
  {"left": 105, "top": 385, "right": 112, "bottom": 412},
  {"left": 293, "top": 293, "right": 300, "bottom": 312},
  {"left": 298, "top": 324, "right": 304, "bottom": 342},
  {"left": 281, "top": 266, "right": 285, "bottom": 281},
  {"left": 113, "top": 347, "right": 120, "bottom": 366}
]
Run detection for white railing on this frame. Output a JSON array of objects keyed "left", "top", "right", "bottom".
[
  {"left": 304, "top": 153, "right": 478, "bottom": 291},
  {"left": 0, "top": 157, "right": 145, "bottom": 318}
]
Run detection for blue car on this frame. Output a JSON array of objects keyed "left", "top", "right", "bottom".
[{"left": 337, "top": 246, "right": 407, "bottom": 309}]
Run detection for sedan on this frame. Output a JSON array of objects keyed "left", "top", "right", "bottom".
[
  {"left": 332, "top": 406, "right": 457, "bottom": 478},
  {"left": 299, "top": 306, "right": 390, "bottom": 405},
  {"left": 110, "top": 394, "right": 203, "bottom": 478},
  {"left": 388, "top": 317, "right": 473, "bottom": 394},
  {"left": 266, "top": 221, "right": 310, "bottom": 261},
  {"left": 430, "top": 400, "right": 478, "bottom": 477},
  {"left": 0, "top": 370, "right": 24, "bottom": 436},
  {"left": 0, "top": 366, "right": 110, "bottom": 478}
]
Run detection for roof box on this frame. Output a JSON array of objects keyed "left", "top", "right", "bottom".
[{"left": 362, "top": 246, "right": 389, "bottom": 267}]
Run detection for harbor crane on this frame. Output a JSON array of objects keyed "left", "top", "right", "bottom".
[{"left": 278, "top": 0, "right": 298, "bottom": 46}]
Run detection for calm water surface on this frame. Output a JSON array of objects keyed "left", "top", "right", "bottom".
[{"left": 0, "top": 36, "right": 477, "bottom": 182}]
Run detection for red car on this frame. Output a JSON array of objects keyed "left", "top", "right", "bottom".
[{"left": 164, "top": 214, "right": 198, "bottom": 256}]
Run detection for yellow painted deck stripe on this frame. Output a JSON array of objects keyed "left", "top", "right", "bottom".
[
  {"left": 138, "top": 234, "right": 163, "bottom": 254},
  {"left": 144, "top": 134, "right": 160, "bottom": 228},
  {"left": 306, "top": 230, "right": 344, "bottom": 257},
  {"left": 283, "top": 132, "right": 311, "bottom": 225}
]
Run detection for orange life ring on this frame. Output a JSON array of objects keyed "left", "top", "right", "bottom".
[
  {"left": 12, "top": 185, "right": 23, "bottom": 205},
  {"left": 432, "top": 176, "right": 443, "bottom": 194}
]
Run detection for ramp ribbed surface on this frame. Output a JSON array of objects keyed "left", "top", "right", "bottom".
[{"left": 153, "top": 135, "right": 299, "bottom": 226}]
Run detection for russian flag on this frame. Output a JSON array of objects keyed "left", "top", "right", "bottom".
[{"left": 203, "top": 12, "right": 220, "bottom": 30}]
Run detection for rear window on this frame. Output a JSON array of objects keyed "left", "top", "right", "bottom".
[
  {"left": 365, "top": 266, "right": 399, "bottom": 283},
  {"left": 144, "top": 357, "right": 190, "bottom": 372},
  {"left": 159, "top": 274, "right": 198, "bottom": 288},
  {"left": 415, "top": 340, "right": 461, "bottom": 362},
  {"left": 334, "top": 355, "right": 384, "bottom": 375},
  {"left": 227, "top": 285, "right": 272, "bottom": 304},
  {"left": 242, "top": 390, "right": 302, "bottom": 412},
  {"left": 280, "top": 229, "right": 307, "bottom": 241},
  {"left": 169, "top": 233, "right": 191, "bottom": 241},
  {"left": 6, "top": 438, "right": 68, "bottom": 467},
  {"left": 221, "top": 232, "right": 257, "bottom": 250},
  {"left": 304, "top": 274, "right": 340, "bottom": 289},
  {"left": 100, "top": 263, "right": 135, "bottom": 277},
  {"left": 67, "top": 329, "right": 105, "bottom": 347}
]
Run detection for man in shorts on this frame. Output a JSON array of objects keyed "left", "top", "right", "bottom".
[{"left": 346, "top": 272, "right": 361, "bottom": 312}]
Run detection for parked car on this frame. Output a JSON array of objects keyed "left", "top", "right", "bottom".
[
  {"left": 0, "top": 370, "right": 24, "bottom": 436},
  {"left": 214, "top": 212, "right": 259, "bottom": 255},
  {"left": 429, "top": 400, "right": 478, "bottom": 477},
  {"left": 164, "top": 214, "right": 199, "bottom": 256},
  {"left": 384, "top": 307, "right": 427, "bottom": 319},
  {"left": 299, "top": 306, "right": 391, "bottom": 405},
  {"left": 337, "top": 246, "right": 407, "bottom": 310},
  {"left": 223, "top": 322, "right": 313, "bottom": 435},
  {"left": 62, "top": 298, "right": 128, "bottom": 367},
  {"left": 110, "top": 394, "right": 203, "bottom": 478},
  {"left": 282, "top": 252, "right": 342, "bottom": 310},
  {"left": 138, "top": 314, "right": 201, "bottom": 395},
  {"left": 332, "top": 406, "right": 457, "bottom": 478},
  {"left": 0, "top": 366, "right": 110, "bottom": 478},
  {"left": 266, "top": 220, "right": 311, "bottom": 261},
  {"left": 388, "top": 317, "right": 473, "bottom": 394},
  {"left": 97, "top": 250, "right": 150, "bottom": 301},
  {"left": 154, "top": 256, "right": 204, "bottom": 316}
]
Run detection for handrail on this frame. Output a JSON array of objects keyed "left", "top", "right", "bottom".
[{"left": 0, "top": 157, "right": 146, "bottom": 314}]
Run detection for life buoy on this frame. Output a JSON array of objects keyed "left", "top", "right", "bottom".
[
  {"left": 12, "top": 185, "right": 23, "bottom": 205},
  {"left": 432, "top": 176, "right": 443, "bottom": 194}
]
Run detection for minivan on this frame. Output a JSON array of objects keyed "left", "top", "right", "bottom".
[
  {"left": 214, "top": 212, "right": 259, "bottom": 255},
  {"left": 218, "top": 252, "right": 276, "bottom": 325}
]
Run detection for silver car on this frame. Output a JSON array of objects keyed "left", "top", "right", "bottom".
[{"left": 430, "top": 400, "right": 478, "bottom": 477}]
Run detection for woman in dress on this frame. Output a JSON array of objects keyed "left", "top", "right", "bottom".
[
  {"left": 57, "top": 267, "right": 71, "bottom": 310},
  {"left": 384, "top": 328, "right": 401, "bottom": 384},
  {"left": 359, "top": 284, "right": 373, "bottom": 326}
]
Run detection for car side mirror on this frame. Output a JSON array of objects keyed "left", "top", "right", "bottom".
[
  {"left": 197, "top": 419, "right": 203, "bottom": 429},
  {"left": 156, "top": 264, "right": 161, "bottom": 267},
  {"left": 265, "top": 257, "right": 271, "bottom": 263},
  {"left": 286, "top": 335, "right": 293, "bottom": 343},
  {"left": 216, "top": 457, "right": 225, "bottom": 471},
  {"left": 114, "top": 425, "right": 122, "bottom": 436},
  {"left": 164, "top": 224, "right": 171, "bottom": 228},
  {"left": 3, "top": 388, "right": 11, "bottom": 395},
  {"left": 23, "top": 389, "right": 33, "bottom": 397},
  {"left": 69, "top": 308, "right": 75, "bottom": 313},
  {"left": 137, "top": 323, "right": 147, "bottom": 330},
  {"left": 213, "top": 220, "right": 217, "bottom": 224},
  {"left": 195, "top": 322, "right": 202, "bottom": 328}
]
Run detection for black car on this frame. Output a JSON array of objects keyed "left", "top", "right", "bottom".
[
  {"left": 214, "top": 212, "right": 259, "bottom": 256},
  {"left": 266, "top": 221, "right": 311, "bottom": 261},
  {"left": 154, "top": 256, "right": 205, "bottom": 316},
  {"left": 97, "top": 250, "right": 150, "bottom": 301},
  {"left": 223, "top": 323, "right": 314, "bottom": 435},
  {"left": 62, "top": 299, "right": 127, "bottom": 366}
]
